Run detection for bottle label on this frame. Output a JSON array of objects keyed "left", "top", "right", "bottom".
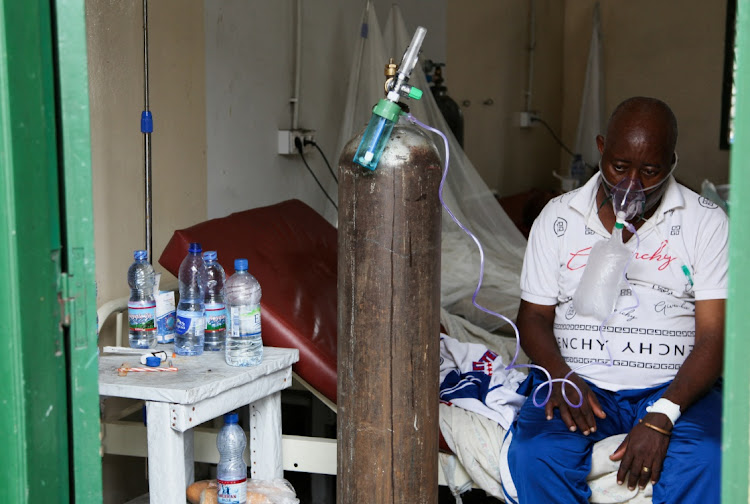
[
  {"left": 230, "top": 304, "right": 261, "bottom": 338},
  {"left": 205, "top": 302, "right": 227, "bottom": 332},
  {"left": 217, "top": 478, "right": 247, "bottom": 504},
  {"left": 175, "top": 310, "right": 205, "bottom": 336},
  {"left": 128, "top": 302, "right": 156, "bottom": 333}
]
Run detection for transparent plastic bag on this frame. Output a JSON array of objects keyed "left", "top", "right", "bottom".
[
  {"left": 187, "top": 478, "right": 299, "bottom": 504},
  {"left": 246, "top": 478, "right": 300, "bottom": 504},
  {"left": 573, "top": 226, "right": 631, "bottom": 321}
]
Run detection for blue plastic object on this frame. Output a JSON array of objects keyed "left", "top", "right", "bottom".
[{"left": 141, "top": 110, "right": 153, "bottom": 133}]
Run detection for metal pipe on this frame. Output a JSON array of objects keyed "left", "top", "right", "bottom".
[
  {"left": 524, "top": 0, "right": 536, "bottom": 112},
  {"left": 291, "top": 0, "right": 302, "bottom": 130},
  {"left": 143, "top": 0, "right": 153, "bottom": 263}
]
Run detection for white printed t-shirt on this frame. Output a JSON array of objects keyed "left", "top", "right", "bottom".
[{"left": 520, "top": 172, "right": 728, "bottom": 391}]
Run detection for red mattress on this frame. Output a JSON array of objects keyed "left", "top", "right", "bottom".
[{"left": 159, "top": 199, "right": 338, "bottom": 404}]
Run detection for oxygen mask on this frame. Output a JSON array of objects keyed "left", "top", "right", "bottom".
[
  {"left": 610, "top": 177, "right": 646, "bottom": 223},
  {"left": 599, "top": 154, "right": 678, "bottom": 223}
]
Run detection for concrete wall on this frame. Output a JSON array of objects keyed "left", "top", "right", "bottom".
[{"left": 561, "top": 0, "right": 730, "bottom": 192}]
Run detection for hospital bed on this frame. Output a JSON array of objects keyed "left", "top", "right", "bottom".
[{"left": 100, "top": 198, "right": 652, "bottom": 502}]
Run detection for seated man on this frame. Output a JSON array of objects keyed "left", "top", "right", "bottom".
[{"left": 507, "top": 97, "right": 727, "bottom": 504}]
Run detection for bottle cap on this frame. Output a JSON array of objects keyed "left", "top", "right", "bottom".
[
  {"left": 145, "top": 356, "right": 160, "bottom": 367},
  {"left": 134, "top": 250, "right": 148, "bottom": 260},
  {"left": 234, "top": 258, "right": 248, "bottom": 271},
  {"left": 224, "top": 412, "right": 239, "bottom": 424},
  {"left": 188, "top": 242, "right": 202, "bottom": 254},
  {"left": 203, "top": 251, "right": 217, "bottom": 261}
]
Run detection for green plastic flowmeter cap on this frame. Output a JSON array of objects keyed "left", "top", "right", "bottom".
[
  {"left": 373, "top": 99, "right": 402, "bottom": 122},
  {"left": 408, "top": 87, "right": 423, "bottom": 100}
]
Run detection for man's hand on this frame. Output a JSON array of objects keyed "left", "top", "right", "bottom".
[
  {"left": 610, "top": 413, "right": 672, "bottom": 490},
  {"left": 545, "top": 372, "right": 606, "bottom": 435}
]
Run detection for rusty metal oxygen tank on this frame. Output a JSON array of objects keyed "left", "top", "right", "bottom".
[{"left": 337, "top": 118, "right": 442, "bottom": 504}]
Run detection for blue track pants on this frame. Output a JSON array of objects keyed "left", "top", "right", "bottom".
[{"left": 507, "top": 370, "right": 721, "bottom": 504}]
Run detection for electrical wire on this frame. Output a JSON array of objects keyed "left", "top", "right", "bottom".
[
  {"left": 305, "top": 139, "right": 338, "bottom": 183},
  {"left": 531, "top": 115, "right": 577, "bottom": 157},
  {"left": 296, "top": 138, "right": 338, "bottom": 210}
]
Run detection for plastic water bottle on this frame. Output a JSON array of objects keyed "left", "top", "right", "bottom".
[
  {"left": 175, "top": 242, "right": 206, "bottom": 356},
  {"left": 203, "top": 251, "right": 227, "bottom": 351},
  {"left": 216, "top": 412, "right": 247, "bottom": 504},
  {"left": 573, "top": 223, "right": 632, "bottom": 321},
  {"left": 570, "top": 154, "right": 586, "bottom": 189},
  {"left": 127, "top": 250, "right": 157, "bottom": 349},
  {"left": 224, "top": 259, "right": 263, "bottom": 366}
]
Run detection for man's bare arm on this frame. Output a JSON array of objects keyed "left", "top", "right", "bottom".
[{"left": 655, "top": 298, "right": 725, "bottom": 418}]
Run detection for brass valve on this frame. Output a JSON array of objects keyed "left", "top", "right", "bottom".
[{"left": 384, "top": 58, "right": 398, "bottom": 96}]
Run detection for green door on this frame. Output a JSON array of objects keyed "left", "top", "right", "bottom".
[
  {"left": 723, "top": 0, "right": 750, "bottom": 501},
  {"left": 0, "top": 0, "right": 101, "bottom": 501}
]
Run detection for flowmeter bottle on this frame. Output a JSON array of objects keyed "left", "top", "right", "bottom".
[
  {"left": 175, "top": 242, "right": 206, "bottom": 356},
  {"left": 216, "top": 412, "right": 247, "bottom": 504},
  {"left": 127, "top": 250, "right": 157, "bottom": 349},
  {"left": 203, "top": 251, "right": 227, "bottom": 351},
  {"left": 224, "top": 259, "right": 263, "bottom": 366}
]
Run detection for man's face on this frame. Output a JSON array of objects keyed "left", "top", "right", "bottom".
[{"left": 595, "top": 114, "right": 674, "bottom": 192}]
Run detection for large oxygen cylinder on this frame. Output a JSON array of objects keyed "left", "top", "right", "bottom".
[{"left": 337, "top": 120, "right": 442, "bottom": 504}]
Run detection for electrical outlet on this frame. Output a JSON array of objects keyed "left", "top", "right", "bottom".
[
  {"left": 519, "top": 112, "right": 537, "bottom": 129},
  {"left": 278, "top": 129, "right": 315, "bottom": 155}
]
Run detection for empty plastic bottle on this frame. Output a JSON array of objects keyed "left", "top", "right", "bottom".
[
  {"left": 127, "top": 250, "right": 157, "bottom": 349},
  {"left": 224, "top": 259, "right": 263, "bottom": 366},
  {"left": 203, "top": 251, "right": 227, "bottom": 351},
  {"left": 175, "top": 242, "right": 206, "bottom": 356},
  {"left": 216, "top": 412, "right": 247, "bottom": 504},
  {"left": 570, "top": 154, "right": 587, "bottom": 188}
]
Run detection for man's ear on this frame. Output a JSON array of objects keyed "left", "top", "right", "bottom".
[{"left": 596, "top": 135, "right": 605, "bottom": 155}]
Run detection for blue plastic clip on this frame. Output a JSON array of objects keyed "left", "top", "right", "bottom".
[{"left": 141, "top": 110, "right": 153, "bottom": 133}]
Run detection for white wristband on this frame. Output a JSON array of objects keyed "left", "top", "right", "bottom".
[{"left": 646, "top": 398, "right": 681, "bottom": 426}]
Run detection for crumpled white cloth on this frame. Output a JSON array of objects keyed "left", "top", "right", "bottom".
[{"left": 439, "top": 334, "right": 527, "bottom": 430}]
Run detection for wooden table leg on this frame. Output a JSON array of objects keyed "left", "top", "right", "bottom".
[
  {"left": 248, "top": 391, "right": 282, "bottom": 479},
  {"left": 146, "top": 401, "right": 195, "bottom": 503}
]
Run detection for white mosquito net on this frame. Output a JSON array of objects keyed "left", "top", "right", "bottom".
[
  {"left": 337, "top": 2, "right": 527, "bottom": 331},
  {"left": 574, "top": 2, "right": 605, "bottom": 175}
]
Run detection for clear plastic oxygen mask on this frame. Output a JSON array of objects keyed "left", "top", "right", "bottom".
[
  {"left": 599, "top": 153, "right": 678, "bottom": 222},
  {"left": 610, "top": 177, "right": 646, "bottom": 223}
]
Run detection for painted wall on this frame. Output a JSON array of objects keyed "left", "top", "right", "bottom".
[
  {"left": 561, "top": 0, "right": 730, "bottom": 192},
  {"left": 87, "top": 0, "right": 207, "bottom": 312},
  {"left": 446, "top": 0, "right": 565, "bottom": 197},
  {"left": 204, "top": 0, "right": 446, "bottom": 225}
]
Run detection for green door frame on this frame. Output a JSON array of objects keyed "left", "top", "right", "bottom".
[
  {"left": 723, "top": 0, "right": 750, "bottom": 502},
  {"left": 0, "top": 0, "right": 101, "bottom": 501},
  {"left": 0, "top": 1, "right": 70, "bottom": 501},
  {"left": 54, "top": 0, "right": 103, "bottom": 501}
]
